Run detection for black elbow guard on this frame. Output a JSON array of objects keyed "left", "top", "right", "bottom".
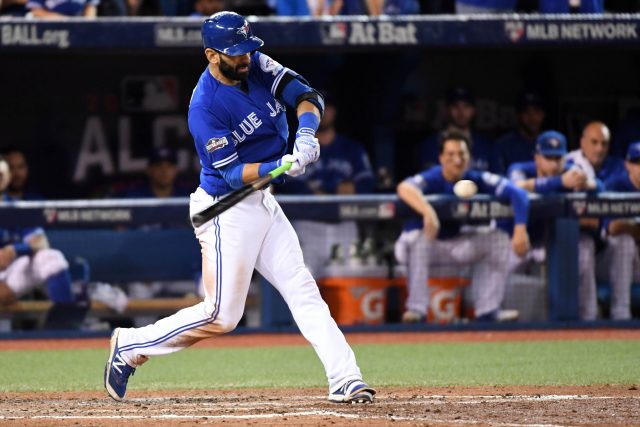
[{"left": 296, "top": 90, "right": 325, "bottom": 118}]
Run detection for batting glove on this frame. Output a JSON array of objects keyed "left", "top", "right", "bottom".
[
  {"left": 281, "top": 154, "right": 306, "bottom": 177},
  {"left": 293, "top": 134, "right": 320, "bottom": 165}
]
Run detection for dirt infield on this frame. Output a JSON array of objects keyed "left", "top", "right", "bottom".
[
  {"left": 1, "top": 386, "right": 639, "bottom": 426},
  {"left": 1, "top": 330, "right": 639, "bottom": 425}
]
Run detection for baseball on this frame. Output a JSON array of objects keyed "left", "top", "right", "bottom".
[
  {"left": 0, "top": 159, "right": 10, "bottom": 192},
  {"left": 453, "top": 179, "right": 477, "bottom": 198}
]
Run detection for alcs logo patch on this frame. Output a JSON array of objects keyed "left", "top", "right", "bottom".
[{"left": 206, "top": 136, "right": 228, "bottom": 152}]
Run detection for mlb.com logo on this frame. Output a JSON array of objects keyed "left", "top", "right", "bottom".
[{"left": 505, "top": 21, "right": 525, "bottom": 42}]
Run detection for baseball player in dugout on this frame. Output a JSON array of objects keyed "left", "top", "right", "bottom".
[
  {"left": 0, "top": 157, "right": 76, "bottom": 308},
  {"left": 104, "top": 11, "right": 375, "bottom": 404},
  {"left": 507, "top": 130, "right": 601, "bottom": 320},
  {"left": 600, "top": 141, "right": 640, "bottom": 320},
  {"left": 395, "top": 131, "right": 530, "bottom": 324}
]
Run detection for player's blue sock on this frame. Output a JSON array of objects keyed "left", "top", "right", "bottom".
[{"left": 46, "top": 269, "right": 74, "bottom": 303}]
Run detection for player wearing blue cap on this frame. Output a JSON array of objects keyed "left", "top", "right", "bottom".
[
  {"left": 104, "top": 11, "right": 375, "bottom": 404},
  {"left": 507, "top": 130, "right": 601, "bottom": 320},
  {"left": 396, "top": 131, "right": 530, "bottom": 323},
  {"left": 599, "top": 142, "right": 640, "bottom": 320}
]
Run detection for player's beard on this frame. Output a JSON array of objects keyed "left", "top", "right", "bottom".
[{"left": 219, "top": 57, "right": 250, "bottom": 81}]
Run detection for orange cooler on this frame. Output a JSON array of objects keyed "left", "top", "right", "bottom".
[
  {"left": 426, "top": 277, "right": 470, "bottom": 323},
  {"left": 319, "top": 277, "right": 395, "bottom": 325}
]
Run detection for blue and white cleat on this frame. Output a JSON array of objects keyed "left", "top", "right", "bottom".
[
  {"left": 328, "top": 379, "right": 376, "bottom": 403},
  {"left": 104, "top": 328, "right": 135, "bottom": 401}
]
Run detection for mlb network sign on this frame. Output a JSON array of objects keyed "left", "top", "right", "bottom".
[{"left": 505, "top": 20, "right": 639, "bottom": 42}]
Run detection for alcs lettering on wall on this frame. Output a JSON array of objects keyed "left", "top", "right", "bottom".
[
  {"left": 73, "top": 115, "right": 196, "bottom": 182},
  {"left": 1, "top": 25, "right": 69, "bottom": 49}
]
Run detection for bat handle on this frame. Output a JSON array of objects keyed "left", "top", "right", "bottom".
[{"left": 269, "top": 161, "right": 292, "bottom": 179}]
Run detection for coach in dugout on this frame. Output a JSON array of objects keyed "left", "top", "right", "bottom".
[
  {"left": 395, "top": 131, "right": 530, "bottom": 323},
  {"left": 507, "top": 130, "right": 602, "bottom": 321},
  {"left": 600, "top": 142, "right": 640, "bottom": 320}
]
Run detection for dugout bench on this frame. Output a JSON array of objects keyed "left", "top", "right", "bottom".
[{"left": 2, "top": 194, "right": 640, "bottom": 331}]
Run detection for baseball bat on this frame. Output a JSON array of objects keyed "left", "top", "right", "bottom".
[{"left": 191, "top": 162, "right": 292, "bottom": 227}]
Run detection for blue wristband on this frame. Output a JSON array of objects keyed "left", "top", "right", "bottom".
[
  {"left": 296, "top": 112, "right": 319, "bottom": 138},
  {"left": 258, "top": 159, "right": 281, "bottom": 177},
  {"left": 13, "top": 242, "right": 33, "bottom": 257}
]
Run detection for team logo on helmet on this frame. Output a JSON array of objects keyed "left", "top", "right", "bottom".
[
  {"left": 548, "top": 138, "right": 560, "bottom": 147},
  {"left": 237, "top": 21, "right": 249, "bottom": 38}
]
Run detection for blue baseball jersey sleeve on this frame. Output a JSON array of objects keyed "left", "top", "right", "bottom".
[
  {"left": 188, "top": 52, "right": 292, "bottom": 196},
  {"left": 602, "top": 171, "right": 637, "bottom": 232}
]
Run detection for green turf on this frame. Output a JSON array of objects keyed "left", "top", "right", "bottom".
[{"left": 0, "top": 340, "right": 638, "bottom": 392}]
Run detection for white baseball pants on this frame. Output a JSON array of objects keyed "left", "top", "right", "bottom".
[
  {"left": 0, "top": 249, "right": 68, "bottom": 297},
  {"left": 399, "top": 228, "right": 510, "bottom": 318},
  {"left": 597, "top": 234, "right": 639, "bottom": 320},
  {"left": 117, "top": 187, "right": 362, "bottom": 390},
  {"left": 508, "top": 234, "right": 598, "bottom": 320}
]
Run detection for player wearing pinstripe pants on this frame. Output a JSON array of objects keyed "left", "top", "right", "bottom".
[
  {"left": 507, "top": 130, "right": 602, "bottom": 320},
  {"left": 395, "top": 131, "right": 531, "bottom": 323},
  {"left": 600, "top": 142, "right": 640, "bottom": 320},
  {"left": 103, "top": 12, "right": 375, "bottom": 404}
]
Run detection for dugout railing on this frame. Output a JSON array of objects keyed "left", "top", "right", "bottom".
[{"left": 1, "top": 193, "right": 639, "bottom": 331}]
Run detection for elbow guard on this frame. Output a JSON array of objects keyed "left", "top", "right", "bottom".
[{"left": 276, "top": 71, "right": 325, "bottom": 117}]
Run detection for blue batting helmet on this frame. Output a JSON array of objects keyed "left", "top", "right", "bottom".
[{"left": 202, "top": 12, "right": 264, "bottom": 56}]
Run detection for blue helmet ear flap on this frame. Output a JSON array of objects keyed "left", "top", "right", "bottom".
[{"left": 202, "top": 11, "right": 264, "bottom": 56}]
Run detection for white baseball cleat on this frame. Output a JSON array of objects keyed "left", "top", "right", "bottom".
[{"left": 328, "top": 379, "right": 376, "bottom": 404}]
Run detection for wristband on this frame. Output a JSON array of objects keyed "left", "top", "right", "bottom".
[
  {"left": 258, "top": 160, "right": 280, "bottom": 177},
  {"left": 13, "top": 242, "right": 33, "bottom": 257},
  {"left": 296, "top": 112, "right": 319, "bottom": 138}
]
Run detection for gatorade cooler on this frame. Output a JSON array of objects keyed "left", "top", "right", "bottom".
[
  {"left": 319, "top": 276, "right": 393, "bottom": 325},
  {"left": 394, "top": 265, "right": 470, "bottom": 324},
  {"left": 426, "top": 277, "right": 470, "bottom": 324}
]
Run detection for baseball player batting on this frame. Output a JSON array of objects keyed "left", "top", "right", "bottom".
[{"left": 104, "top": 11, "right": 375, "bottom": 404}]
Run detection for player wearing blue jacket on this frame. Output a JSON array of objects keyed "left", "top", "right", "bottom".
[
  {"left": 507, "top": 130, "right": 602, "bottom": 321},
  {"left": 598, "top": 142, "right": 640, "bottom": 320},
  {"left": 396, "top": 131, "right": 530, "bottom": 323},
  {"left": 0, "top": 157, "right": 74, "bottom": 308},
  {"left": 104, "top": 12, "right": 375, "bottom": 405}
]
